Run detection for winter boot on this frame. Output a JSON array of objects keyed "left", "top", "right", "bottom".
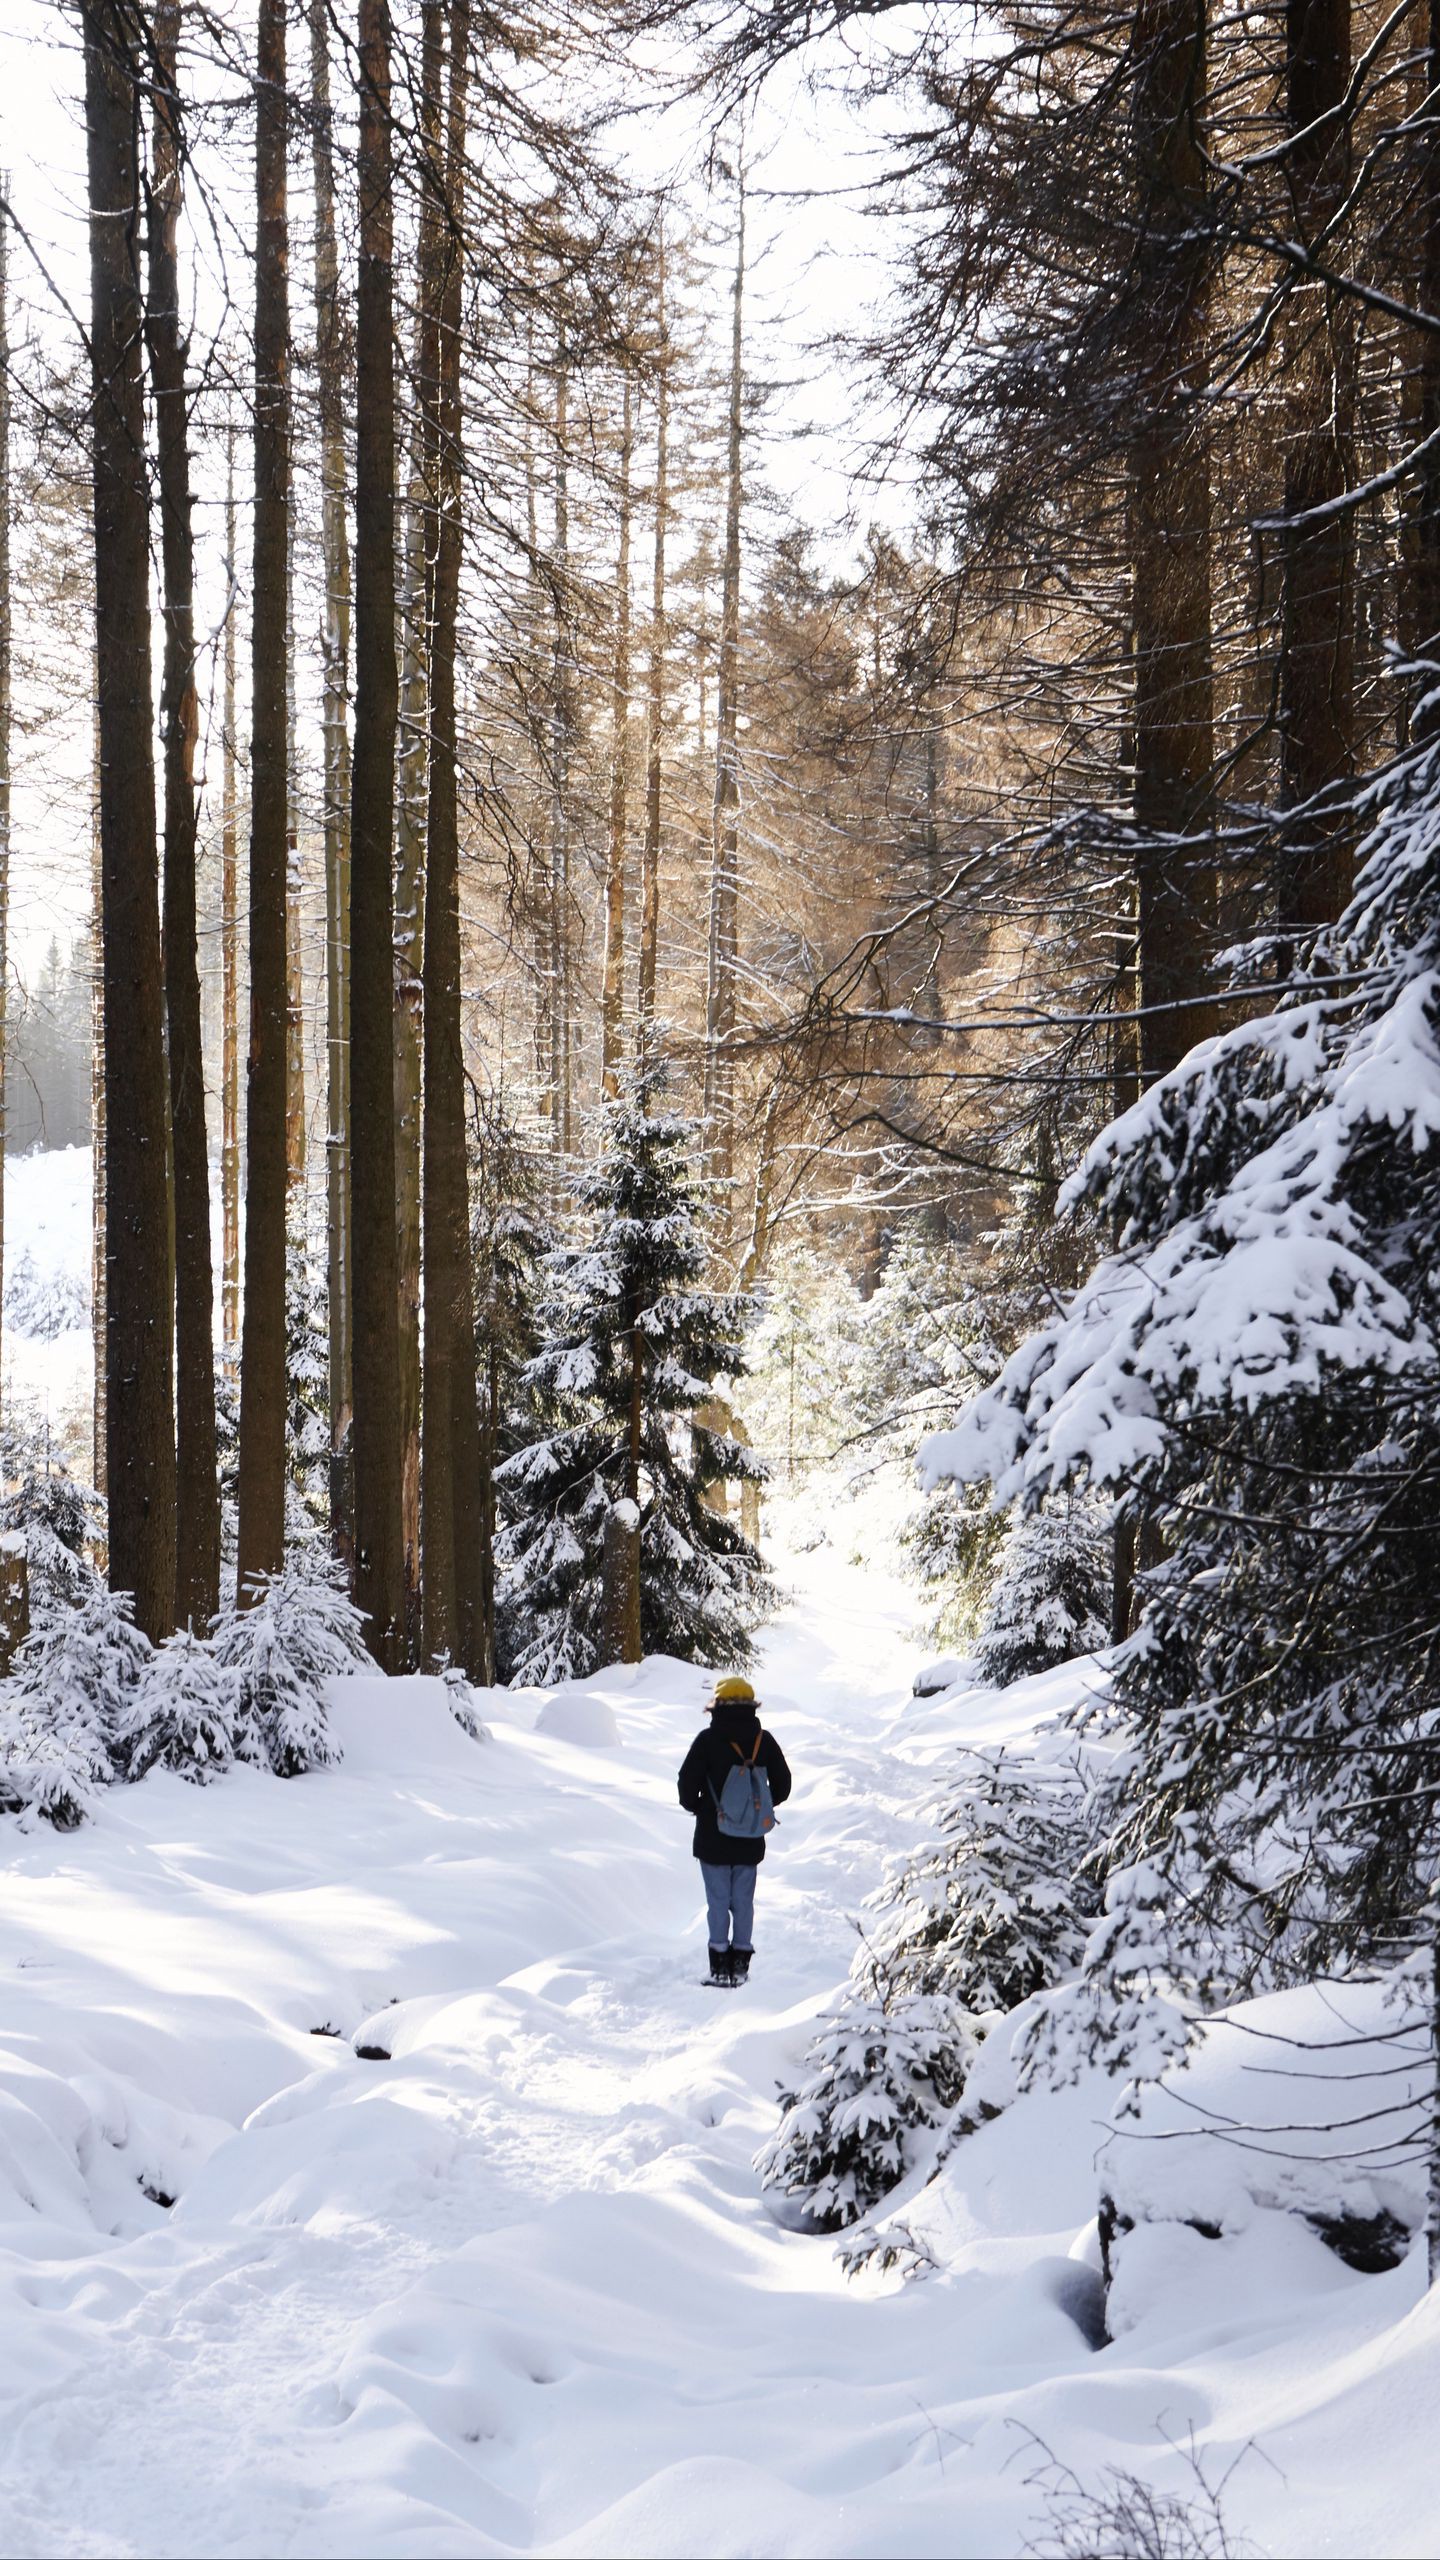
[
  {"left": 731, "top": 1948, "right": 753, "bottom": 1987},
  {"left": 704, "top": 1945, "right": 733, "bottom": 1989}
]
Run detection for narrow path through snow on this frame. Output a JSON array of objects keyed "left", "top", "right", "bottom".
[
  {"left": 0, "top": 1525, "right": 1016, "bottom": 2558},
  {"left": 3, "top": 1525, "right": 1423, "bottom": 2559}
]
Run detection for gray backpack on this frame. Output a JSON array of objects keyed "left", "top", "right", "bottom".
[{"left": 709, "top": 1734, "right": 777, "bottom": 1840}]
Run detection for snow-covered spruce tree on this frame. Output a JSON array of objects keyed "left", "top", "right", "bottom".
[
  {"left": 756, "top": 1974, "right": 979, "bottom": 2231},
  {"left": 120, "top": 1628, "right": 240, "bottom": 1783},
  {"left": 471, "top": 1092, "right": 551, "bottom": 1679},
  {"left": 971, "top": 1500, "right": 1111, "bottom": 1687},
  {"left": 497, "top": 1065, "right": 769, "bottom": 1684},
  {"left": 0, "top": 1587, "right": 152, "bottom": 1824},
  {"left": 0, "top": 1453, "right": 103, "bottom": 1614},
  {"left": 862, "top": 1747, "right": 1106, "bottom": 2012},
  {"left": 210, "top": 1556, "right": 368, "bottom": 1776},
  {"left": 285, "top": 1227, "right": 330, "bottom": 1539},
  {"left": 920, "top": 722, "right": 1440, "bottom": 2039}
]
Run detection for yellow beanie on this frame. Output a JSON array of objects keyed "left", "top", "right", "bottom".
[{"left": 712, "top": 1675, "right": 755, "bottom": 1705}]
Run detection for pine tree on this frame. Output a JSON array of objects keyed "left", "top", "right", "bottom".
[
  {"left": 0, "top": 1585, "right": 152, "bottom": 1824},
  {"left": 863, "top": 1748, "right": 1105, "bottom": 2015},
  {"left": 972, "top": 1502, "right": 1111, "bottom": 1687},
  {"left": 755, "top": 1979, "right": 979, "bottom": 2232},
  {"left": 285, "top": 1226, "right": 330, "bottom": 1539},
  {"left": 121, "top": 1627, "right": 239, "bottom": 1782},
  {"left": 472, "top": 1094, "right": 550, "bottom": 1682},
  {"left": 209, "top": 1558, "right": 368, "bottom": 1776},
  {"left": 498, "top": 1066, "right": 769, "bottom": 1684}
]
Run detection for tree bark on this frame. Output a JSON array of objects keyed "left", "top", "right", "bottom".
[
  {"left": 548, "top": 349, "right": 573, "bottom": 1159},
  {"left": 1277, "top": 0, "right": 1355, "bottom": 929},
  {"left": 308, "top": 0, "right": 354, "bottom": 1552},
  {"left": 1128, "top": 0, "right": 1216, "bottom": 1084},
  {"left": 420, "top": 0, "right": 484, "bottom": 1678},
  {"left": 83, "top": 0, "right": 176, "bottom": 1638},
  {"left": 90, "top": 691, "right": 106, "bottom": 1495},
  {"left": 1404, "top": 0, "right": 1440, "bottom": 741},
  {"left": 0, "top": 193, "right": 10, "bottom": 1438},
  {"left": 601, "top": 368, "right": 634, "bottom": 1098},
  {"left": 221, "top": 433, "right": 241, "bottom": 1355},
  {"left": 285, "top": 561, "right": 306, "bottom": 1198},
  {"left": 704, "top": 176, "right": 745, "bottom": 1195},
  {"left": 349, "top": 0, "right": 407, "bottom": 1669},
  {"left": 237, "top": 0, "right": 291, "bottom": 1600},
  {"left": 146, "top": 0, "right": 220, "bottom": 1625},
  {"left": 400, "top": 0, "right": 440, "bottom": 1665},
  {"left": 637, "top": 237, "right": 669, "bottom": 1046}
]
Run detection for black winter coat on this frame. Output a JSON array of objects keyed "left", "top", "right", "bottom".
[{"left": 677, "top": 1700, "right": 792, "bottom": 1865}]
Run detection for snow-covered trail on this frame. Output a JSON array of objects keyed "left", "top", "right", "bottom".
[
  {"left": 3, "top": 1524, "right": 1436, "bottom": 2559},
  {"left": 0, "top": 1528, "right": 1006, "bottom": 2557}
]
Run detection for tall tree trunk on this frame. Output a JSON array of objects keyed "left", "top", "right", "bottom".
[
  {"left": 1128, "top": 0, "right": 1216, "bottom": 1084},
  {"left": 1404, "top": 0, "right": 1440, "bottom": 741},
  {"left": 237, "top": 0, "right": 291, "bottom": 1600},
  {"left": 285, "top": 561, "right": 306, "bottom": 1198},
  {"left": 221, "top": 434, "right": 241, "bottom": 1354},
  {"left": 548, "top": 349, "right": 573, "bottom": 1159},
  {"left": 350, "top": 0, "right": 406, "bottom": 1669},
  {"left": 83, "top": 0, "right": 176, "bottom": 1638},
  {"left": 420, "top": 0, "right": 485, "bottom": 1678},
  {"left": 90, "top": 687, "right": 106, "bottom": 1494},
  {"left": 309, "top": 0, "right": 354, "bottom": 1550},
  {"left": 0, "top": 193, "right": 10, "bottom": 1438},
  {"left": 704, "top": 176, "right": 745, "bottom": 1198},
  {"left": 1277, "top": 0, "right": 1355, "bottom": 929},
  {"left": 601, "top": 369, "right": 634, "bottom": 1098},
  {"left": 638, "top": 239, "right": 669, "bottom": 1046},
  {"left": 395, "top": 445, "right": 429, "bottom": 1661},
  {"left": 146, "top": 0, "right": 220, "bottom": 1625}
]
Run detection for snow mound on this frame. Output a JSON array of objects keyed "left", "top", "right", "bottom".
[
  {"left": 534, "top": 1690, "right": 622, "bottom": 1747},
  {"left": 1098, "top": 1979, "right": 1428, "bottom": 2336},
  {"left": 911, "top": 1654, "right": 966, "bottom": 1697}
]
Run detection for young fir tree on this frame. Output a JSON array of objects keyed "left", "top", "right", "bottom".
[
  {"left": 471, "top": 1094, "right": 550, "bottom": 1683},
  {"left": 497, "top": 1066, "right": 769, "bottom": 1684},
  {"left": 0, "top": 1585, "right": 152, "bottom": 1825},
  {"left": 755, "top": 1975, "right": 979, "bottom": 2231},
  {"left": 209, "top": 1556, "right": 368, "bottom": 1775},
  {"left": 285, "top": 1224, "right": 330, "bottom": 1541},
  {"left": 971, "top": 1501, "right": 1111, "bottom": 1687},
  {"left": 863, "top": 1747, "right": 1105, "bottom": 2013},
  {"left": 122, "top": 1626, "right": 239, "bottom": 1782}
]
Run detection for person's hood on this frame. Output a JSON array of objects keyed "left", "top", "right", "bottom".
[{"left": 708, "top": 1697, "right": 762, "bottom": 1748}]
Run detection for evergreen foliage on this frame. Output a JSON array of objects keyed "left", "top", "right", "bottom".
[
  {"left": 972, "top": 1502, "right": 1111, "bottom": 1687},
  {"left": 121, "top": 1627, "right": 240, "bottom": 1782},
  {"left": 864, "top": 1747, "right": 1104, "bottom": 2014},
  {"left": 756, "top": 1978, "right": 979, "bottom": 2231},
  {"left": 286, "top": 1228, "right": 330, "bottom": 1538},
  {"left": 211, "top": 1558, "right": 368, "bottom": 1776},
  {"left": 498, "top": 1067, "right": 769, "bottom": 1683},
  {"left": 921, "top": 728, "right": 1440, "bottom": 2040},
  {"left": 0, "top": 1586, "right": 152, "bottom": 1824},
  {"left": 0, "top": 1453, "right": 103, "bottom": 1613}
]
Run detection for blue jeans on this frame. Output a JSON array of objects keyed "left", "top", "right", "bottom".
[{"left": 701, "top": 1861, "right": 757, "bottom": 1952}]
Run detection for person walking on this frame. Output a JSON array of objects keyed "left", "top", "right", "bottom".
[{"left": 677, "top": 1675, "right": 792, "bottom": 1988}]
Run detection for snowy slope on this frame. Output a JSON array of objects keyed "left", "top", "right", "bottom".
[{"left": 0, "top": 1529, "right": 1433, "bottom": 2557}]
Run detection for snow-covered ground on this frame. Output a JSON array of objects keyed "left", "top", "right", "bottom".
[
  {"left": 0, "top": 1148, "right": 1436, "bottom": 2556},
  {"left": 0, "top": 1520, "right": 1432, "bottom": 2558}
]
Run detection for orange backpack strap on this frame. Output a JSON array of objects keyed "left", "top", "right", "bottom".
[{"left": 729, "top": 1735, "right": 764, "bottom": 1767}]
